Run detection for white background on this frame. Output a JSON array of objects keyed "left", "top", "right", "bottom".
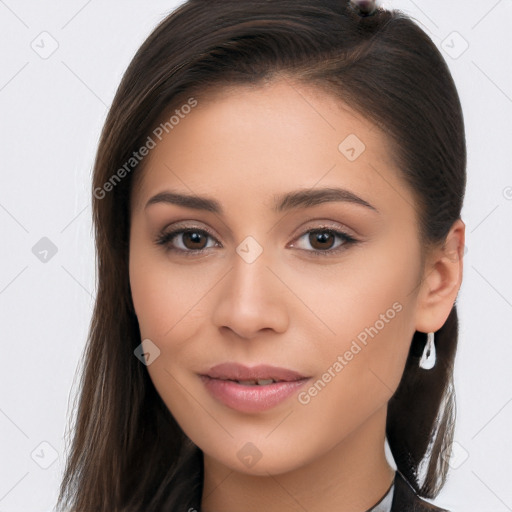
[{"left": 0, "top": 1, "right": 511, "bottom": 510}]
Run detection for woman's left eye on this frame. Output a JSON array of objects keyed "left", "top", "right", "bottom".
[
  {"left": 154, "top": 226, "right": 358, "bottom": 257},
  {"left": 291, "top": 228, "right": 358, "bottom": 256}
]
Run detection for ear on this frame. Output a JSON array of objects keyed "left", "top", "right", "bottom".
[{"left": 414, "top": 219, "right": 465, "bottom": 333}]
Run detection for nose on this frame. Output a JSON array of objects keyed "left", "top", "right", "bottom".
[{"left": 211, "top": 244, "right": 289, "bottom": 340}]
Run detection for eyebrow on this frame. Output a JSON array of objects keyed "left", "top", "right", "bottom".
[{"left": 144, "top": 187, "right": 379, "bottom": 214}]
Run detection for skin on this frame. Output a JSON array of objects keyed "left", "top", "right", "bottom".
[{"left": 129, "top": 78, "right": 465, "bottom": 512}]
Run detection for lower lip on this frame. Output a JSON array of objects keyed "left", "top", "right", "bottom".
[{"left": 200, "top": 375, "right": 310, "bottom": 413}]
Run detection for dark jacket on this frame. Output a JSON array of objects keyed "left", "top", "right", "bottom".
[
  {"left": 180, "top": 443, "right": 449, "bottom": 512},
  {"left": 391, "top": 470, "right": 449, "bottom": 511}
]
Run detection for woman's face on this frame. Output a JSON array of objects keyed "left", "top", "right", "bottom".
[{"left": 129, "top": 79, "right": 427, "bottom": 475}]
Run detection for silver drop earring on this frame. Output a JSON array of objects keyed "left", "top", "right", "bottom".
[{"left": 419, "top": 332, "right": 436, "bottom": 370}]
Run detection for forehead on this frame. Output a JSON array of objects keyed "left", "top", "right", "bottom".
[{"left": 130, "top": 79, "right": 414, "bottom": 220}]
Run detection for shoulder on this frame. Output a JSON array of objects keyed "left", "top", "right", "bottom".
[{"left": 391, "top": 471, "right": 451, "bottom": 512}]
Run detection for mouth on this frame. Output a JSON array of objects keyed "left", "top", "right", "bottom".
[{"left": 198, "top": 362, "right": 311, "bottom": 413}]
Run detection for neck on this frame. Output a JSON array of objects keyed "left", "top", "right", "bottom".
[{"left": 201, "top": 405, "right": 395, "bottom": 512}]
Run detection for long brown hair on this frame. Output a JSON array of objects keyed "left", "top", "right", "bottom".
[{"left": 56, "top": 1, "right": 466, "bottom": 510}]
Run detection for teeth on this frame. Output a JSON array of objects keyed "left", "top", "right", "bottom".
[
  {"left": 256, "top": 379, "right": 275, "bottom": 385},
  {"left": 237, "top": 379, "right": 257, "bottom": 386},
  {"left": 236, "top": 378, "right": 276, "bottom": 386}
]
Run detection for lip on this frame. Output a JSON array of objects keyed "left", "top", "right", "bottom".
[
  {"left": 203, "top": 362, "right": 308, "bottom": 382},
  {"left": 199, "top": 362, "right": 310, "bottom": 413},
  {"left": 200, "top": 375, "right": 310, "bottom": 413}
]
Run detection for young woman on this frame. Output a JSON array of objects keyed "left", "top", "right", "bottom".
[{"left": 57, "top": 0, "right": 466, "bottom": 510}]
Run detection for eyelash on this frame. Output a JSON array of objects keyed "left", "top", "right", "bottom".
[{"left": 154, "top": 224, "right": 359, "bottom": 258}]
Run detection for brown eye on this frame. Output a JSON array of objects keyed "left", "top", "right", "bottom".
[
  {"left": 181, "top": 231, "right": 209, "bottom": 250},
  {"left": 308, "top": 230, "right": 336, "bottom": 251},
  {"left": 290, "top": 227, "right": 358, "bottom": 257},
  {"left": 155, "top": 228, "right": 219, "bottom": 254}
]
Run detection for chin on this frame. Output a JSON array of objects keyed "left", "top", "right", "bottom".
[{"left": 203, "top": 440, "right": 313, "bottom": 477}]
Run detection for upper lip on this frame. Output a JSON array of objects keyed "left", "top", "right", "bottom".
[{"left": 202, "top": 362, "right": 308, "bottom": 382}]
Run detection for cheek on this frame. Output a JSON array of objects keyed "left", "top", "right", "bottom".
[
  {"left": 128, "top": 247, "right": 212, "bottom": 424},
  {"left": 291, "top": 280, "right": 415, "bottom": 445},
  {"left": 129, "top": 238, "right": 216, "bottom": 340},
  {"left": 300, "top": 239, "right": 418, "bottom": 338},
  {"left": 300, "top": 241, "right": 420, "bottom": 399}
]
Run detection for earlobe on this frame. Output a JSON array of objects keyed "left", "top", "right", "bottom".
[{"left": 414, "top": 219, "right": 465, "bottom": 333}]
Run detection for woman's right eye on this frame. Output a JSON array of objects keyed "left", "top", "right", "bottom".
[{"left": 154, "top": 228, "right": 221, "bottom": 256}]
